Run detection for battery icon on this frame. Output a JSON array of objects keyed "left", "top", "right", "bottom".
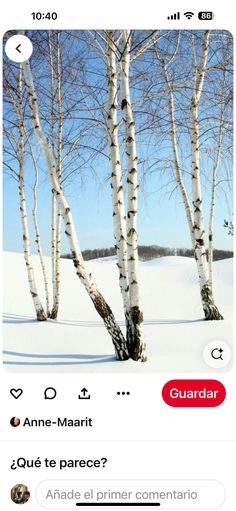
[{"left": 198, "top": 11, "right": 214, "bottom": 20}]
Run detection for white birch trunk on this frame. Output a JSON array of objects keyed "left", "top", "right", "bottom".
[
  {"left": 162, "top": 62, "right": 195, "bottom": 247},
  {"left": 208, "top": 70, "right": 226, "bottom": 290},
  {"left": 120, "top": 30, "right": 146, "bottom": 361},
  {"left": 106, "top": 31, "right": 132, "bottom": 348},
  {"left": 29, "top": 141, "right": 51, "bottom": 317},
  {"left": 190, "top": 31, "right": 223, "bottom": 320},
  {"left": 48, "top": 31, "right": 57, "bottom": 318},
  {"left": 208, "top": 140, "right": 222, "bottom": 292},
  {"left": 17, "top": 66, "right": 47, "bottom": 320},
  {"left": 51, "top": 193, "right": 56, "bottom": 313},
  {"left": 23, "top": 59, "right": 129, "bottom": 360},
  {"left": 51, "top": 31, "right": 62, "bottom": 319},
  {"left": 53, "top": 207, "right": 62, "bottom": 318}
]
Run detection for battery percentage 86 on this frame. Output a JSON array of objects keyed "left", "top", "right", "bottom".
[{"left": 198, "top": 11, "right": 214, "bottom": 20}]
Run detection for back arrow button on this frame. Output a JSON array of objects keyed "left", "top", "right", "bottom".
[{"left": 5, "top": 35, "right": 33, "bottom": 63}]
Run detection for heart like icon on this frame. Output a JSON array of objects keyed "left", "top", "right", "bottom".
[{"left": 10, "top": 388, "right": 23, "bottom": 399}]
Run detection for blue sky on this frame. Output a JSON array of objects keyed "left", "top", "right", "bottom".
[
  {"left": 3, "top": 155, "right": 233, "bottom": 255},
  {"left": 3, "top": 29, "right": 233, "bottom": 256}
]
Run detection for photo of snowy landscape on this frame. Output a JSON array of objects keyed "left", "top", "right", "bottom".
[{"left": 3, "top": 29, "right": 233, "bottom": 372}]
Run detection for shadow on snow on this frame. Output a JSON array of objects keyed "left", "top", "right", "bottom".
[
  {"left": 3, "top": 312, "right": 205, "bottom": 366},
  {"left": 3, "top": 312, "right": 204, "bottom": 326}
]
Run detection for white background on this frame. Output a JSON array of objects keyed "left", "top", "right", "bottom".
[{"left": 0, "top": 0, "right": 235, "bottom": 509}]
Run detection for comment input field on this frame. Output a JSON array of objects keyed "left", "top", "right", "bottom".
[{"left": 36, "top": 479, "right": 225, "bottom": 509}]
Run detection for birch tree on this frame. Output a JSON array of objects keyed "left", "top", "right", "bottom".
[
  {"left": 4, "top": 65, "right": 47, "bottom": 320},
  {"left": 190, "top": 31, "right": 223, "bottom": 320},
  {"left": 154, "top": 30, "right": 232, "bottom": 320},
  {"left": 22, "top": 56, "right": 129, "bottom": 360},
  {"left": 48, "top": 31, "right": 63, "bottom": 319},
  {"left": 54, "top": 31, "right": 63, "bottom": 319},
  {"left": 119, "top": 30, "right": 146, "bottom": 360},
  {"left": 103, "top": 30, "right": 159, "bottom": 359},
  {"left": 86, "top": 30, "right": 149, "bottom": 360},
  {"left": 28, "top": 139, "right": 51, "bottom": 317},
  {"left": 106, "top": 31, "right": 131, "bottom": 345},
  {"left": 47, "top": 31, "right": 57, "bottom": 318},
  {"left": 208, "top": 66, "right": 227, "bottom": 290}
]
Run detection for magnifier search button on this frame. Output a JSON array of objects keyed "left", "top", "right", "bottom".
[
  {"left": 203, "top": 341, "right": 231, "bottom": 369},
  {"left": 211, "top": 348, "right": 224, "bottom": 360}
]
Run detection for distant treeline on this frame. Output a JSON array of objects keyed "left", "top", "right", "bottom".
[{"left": 62, "top": 245, "right": 233, "bottom": 262}]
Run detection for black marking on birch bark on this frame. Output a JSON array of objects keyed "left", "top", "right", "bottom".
[
  {"left": 92, "top": 292, "right": 129, "bottom": 360},
  {"left": 196, "top": 238, "right": 204, "bottom": 246},
  {"left": 36, "top": 309, "right": 47, "bottom": 321},
  {"left": 127, "top": 227, "right": 137, "bottom": 236},
  {"left": 131, "top": 306, "right": 143, "bottom": 325},
  {"left": 50, "top": 306, "right": 59, "bottom": 320},
  {"left": 127, "top": 210, "right": 136, "bottom": 218},
  {"left": 121, "top": 99, "right": 128, "bottom": 110},
  {"left": 72, "top": 258, "right": 81, "bottom": 269},
  {"left": 127, "top": 307, "right": 146, "bottom": 362},
  {"left": 201, "top": 283, "right": 224, "bottom": 320},
  {"left": 65, "top": 230, "right": 71, "bottom": 236},
  {"left": 76, "top": 271, "right": 85, "bottom": 280}
]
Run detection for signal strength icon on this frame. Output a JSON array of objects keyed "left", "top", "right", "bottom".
[
  {"left": 184, "top": 11, "right": 194, "bottom": 19},
  {"left": 167, "top": 12, "right": 180, "bottom": 20}
]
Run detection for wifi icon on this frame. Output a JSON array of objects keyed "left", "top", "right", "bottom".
[{"left": 184, "top": 11, "right": 194, "bottom": 19}]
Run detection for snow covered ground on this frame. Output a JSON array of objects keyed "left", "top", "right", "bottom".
[{"left": 3, "top": 251, "right": 233, "bottom": 373}]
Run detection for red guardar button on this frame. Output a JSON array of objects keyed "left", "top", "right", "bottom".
[{"left": 162, "top": 380, "right": 226, "bottom": 407}]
